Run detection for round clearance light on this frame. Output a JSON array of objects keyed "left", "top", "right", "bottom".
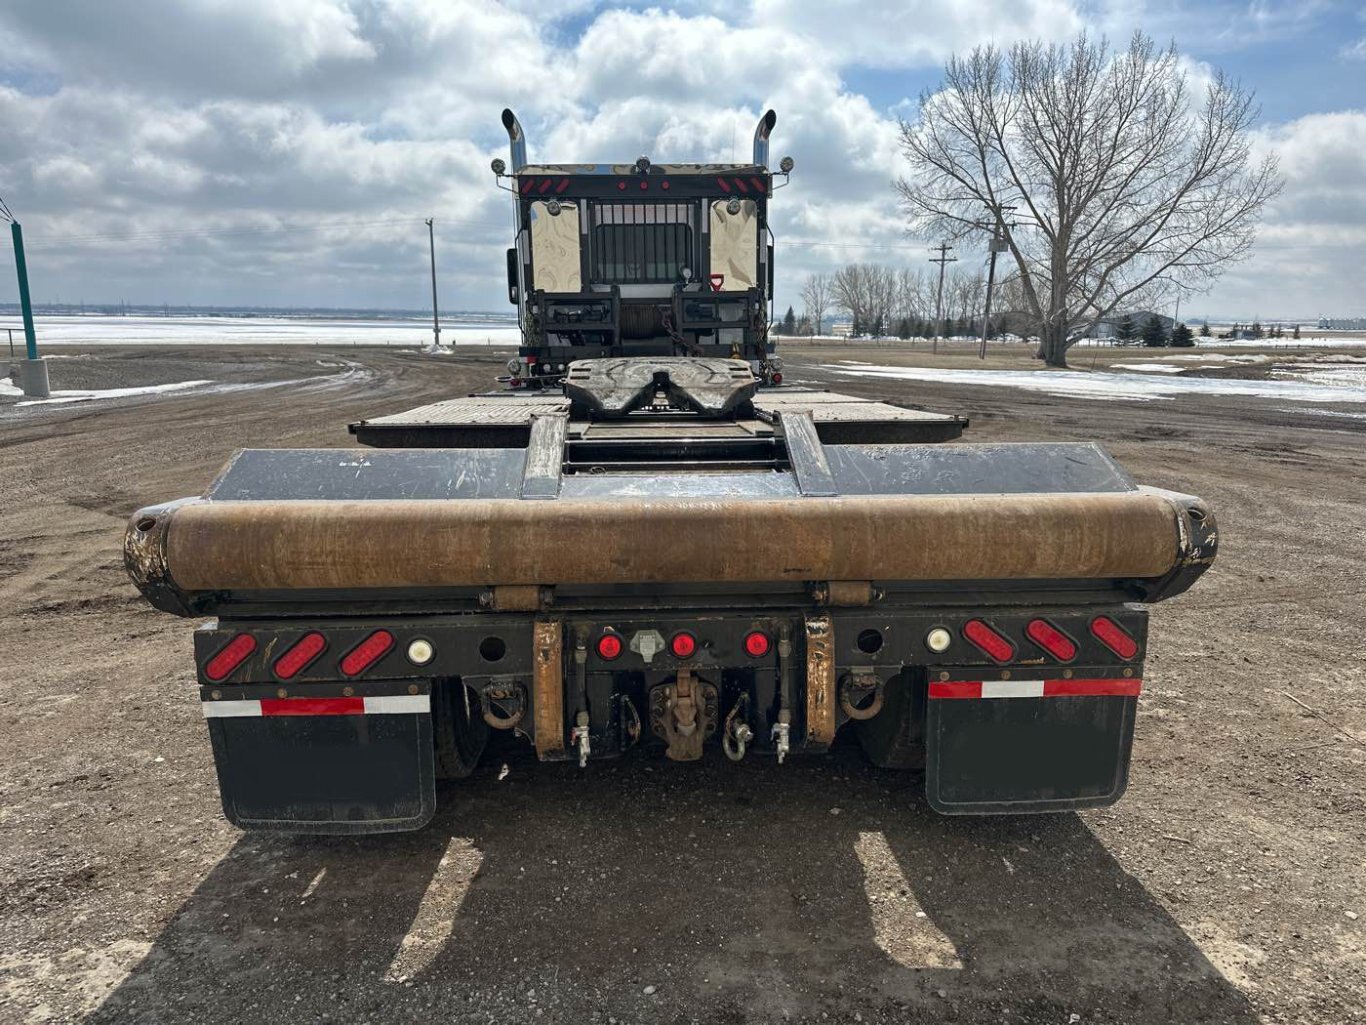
[
  {"left": 743, "top": 631, "right": 771, "bottom": 658},
  {"left": 507, "top": 358, "right": 521, "bottom": 375},
  {"left": 596, "top": 632, "right": 623, "bottom": 660},
  {"left": 547, "top": 198, "right": 562, "bottom": 215},
  {"left": 491, "top": 157, "right": 506, "bottom": 176},
  {"left": 926, "top": 627, "right": 953, "bottom": 653},
  {"left": 406, "top": 638, "right": 435, "bottom": 666},
  {"left": 669, "top": 632, "right": 697, "bottom": 659},
  {"left": 726, "top": 197, "right": 742, "bottom": 215},
  {"left": 779, "top": 155, "right": 795, "bottom": 173}
]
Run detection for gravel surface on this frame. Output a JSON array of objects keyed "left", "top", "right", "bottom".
[{"left": 1, "top": 343, "right": 1362, "bottom": 1024}]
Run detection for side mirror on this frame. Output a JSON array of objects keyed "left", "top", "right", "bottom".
[{"left": 506, "top": 248, "right": 520, "bottom": 305}]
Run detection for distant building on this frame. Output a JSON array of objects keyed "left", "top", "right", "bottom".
[
  {"left": 1318, "top": 317, "right": 1366, "bottom": 330},
  {"left": 830, "top": 322, "right": 854, "bottom": 338}
]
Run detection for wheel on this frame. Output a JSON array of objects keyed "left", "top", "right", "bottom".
[{"left": 432, "top": 679, "right": 489, "bottom": 779}]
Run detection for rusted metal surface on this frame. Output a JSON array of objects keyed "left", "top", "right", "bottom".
[
  {"left": 805, "top": 616, "right": 836, "bottom": 747},
  {"left": 489, "top": 585, "right": 543, "bottom": 612},
  {"left": 821, "top": 581, "right": 876, "bottom": 607},
  {"left": 533, "top": 620, "right": 565, "bottom": 759},
  {"left": 155, "top": 490, "right": 1185, "bottom": 593}
]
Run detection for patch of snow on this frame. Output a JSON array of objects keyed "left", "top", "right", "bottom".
[
  {"left": 1197, "top": 336, "right": 1366, "bottom": 349},
  {"left": 16, "top": 379, "right": 215, "bottom": 406},
  {"left": 1110, "top": 363, "right": 1184, "bottom": 373},
  {"left": 0, "top": 314, "right": 520, "bottom": 348},
  {"left": 827, "top": 364, "right": 1366, "bottom": 405},
  {"left": 0, "top": 376, "right": 21, "bottom": 397}
]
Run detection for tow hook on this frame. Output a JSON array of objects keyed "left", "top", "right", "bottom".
[
  {"left": 723, "top": 695, "right": 753, "bottom": 762},
  {"left": 771, "top": 711, "right": 791, "bottom": 764},
  {"left": 571, "top": 710, "right": 591, "bottom": 768}
]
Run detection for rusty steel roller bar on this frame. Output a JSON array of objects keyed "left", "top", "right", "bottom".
[{"left": 138, "top": 490, "right": 1188, "bottom": 593}]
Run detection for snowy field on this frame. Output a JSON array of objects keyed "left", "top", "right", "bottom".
[
  {"left": 831, "top": 360, "right": 1366, "bottom": 409},
  {"left": 0, "top": 314, "right": 520, "bottom": 348}
]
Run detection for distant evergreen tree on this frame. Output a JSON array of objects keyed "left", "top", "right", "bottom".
[
  {"left": 850, "top": 316, "right": 863, "bottom": 337},
  {"left": 1199, "top": 322, "right": 1211, "bottom": 338},
  {"left": 1115, "top": 314, "right": 1137, "bottom": 344},
  {"left": 780, "top": 306, "right": 797, "bottom": 335},
  {"left": 872, "top": 314, "right": 884, "bottom": 338},
  {"left": 1250, "top": 320, "right": 1264, "bottom": 339},
  {"left": 1141, "top": 314, "right": 1168, "bottom": 347},
  {"left": 1170, "top": 322, "right": 1194, "bottom": 347},
  {"left": 1292, "top": 324, "right": 1301, "bottom": 339},
  {"left": 896, "top": 318, "right": 912, "bottom": 339}
]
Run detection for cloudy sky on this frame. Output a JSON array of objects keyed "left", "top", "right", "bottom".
[{"left": 0, "top": 0, "right": 1362, "bottom": 319}]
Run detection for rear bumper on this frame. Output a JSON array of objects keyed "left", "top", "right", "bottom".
[{"left": 192, "top": 606, "right": 1151, "bottom": 832}]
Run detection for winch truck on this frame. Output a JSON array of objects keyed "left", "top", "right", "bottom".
[{"left": 124, "top": 110, "right": 1218, "bottom": 834}]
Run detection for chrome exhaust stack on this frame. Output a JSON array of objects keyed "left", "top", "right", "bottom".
[
  {"left": 752, "top": 109, "right": 777, "bottom": 169},
  {"left": 501, "top": 108, "right": 527, "bottom": 172}
]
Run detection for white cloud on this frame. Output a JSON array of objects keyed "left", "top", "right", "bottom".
[{"left": 753, "top": 0, "right": 1083, "bottom": 66}]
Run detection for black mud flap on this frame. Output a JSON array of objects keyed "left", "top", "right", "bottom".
[
  {"left": 203, "top": 684, "right": 435, "bottom": 834},
  {"left": 925, "top": 672, "right": 1138, "bottom": 814}
]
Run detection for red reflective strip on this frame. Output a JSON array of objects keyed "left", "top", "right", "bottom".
[
  {"left": 519, "top": 178, "right": 534, "bottom": 194},
  {"left": 1043, "top": 678, "right": 1142, "bottom": 697},
  {"left": 733, "top": 177, "right": 749, "bottom": 193},
  {"left": 273, "top": 631, "right": 327, "bottom": 680},
  {"left": 963, "top": 619, "right": 1016, "bottom": 662},
  {"left": 716, "top": 177, "right": 731, "bottom": 193},
  {"left": 928, "top": 681, "right": 982, "bottom": 699},
  {"left": 751, "top": 177, "right": 766, "bottom": 192},
  {"left": 538, "top": 178, "right": 553, "bottom": 194},
  {"left": 204, "top": 634, "right": 257, "bottom": 682},
  {"left": 555, "top": 177, "right": 569, "bottom": 193},
  {"left": 340, "top": 630, "right": 395, "bottom": 676},
  {"left": 1090, "top": 616, "right": 1139, "bottom": 659},
  {"left": 260, "top": 697, "right": 365, "bottom": 716}
]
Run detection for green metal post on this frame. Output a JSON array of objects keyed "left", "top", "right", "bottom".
[{"left": 11, "top": 221, "right": 38, "bottom": 360}]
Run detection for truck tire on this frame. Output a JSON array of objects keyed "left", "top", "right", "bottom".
[{"left": 432, "top": 679, "right": 489, "bottom": 780}]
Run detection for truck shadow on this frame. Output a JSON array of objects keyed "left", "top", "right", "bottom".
[{"left": 89, "top": 745, "right": 1257, "bottom": 1024}]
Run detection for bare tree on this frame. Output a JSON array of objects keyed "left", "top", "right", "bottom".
[
  {"left": 895, "top": 32, "right": 1280, "bottom": 366},
  {"left": 800, "top": 273, "right": 834, "bottom": 336}
]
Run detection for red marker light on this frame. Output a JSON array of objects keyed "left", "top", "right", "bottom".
[
  {"left": 639, "top": 180, "right": 649, "bottom": 190},
  {"left": 596, "top": 632, "right": 623, "bottom": 660},
  {"left": 1025, "top": 619, "right": 1077, "bottom": 662},
  {"left": 340, "top": 630, "right": 395, "bottom": 676},
  {"left": 1090, "top": 616, "right": 1139, "bottom": 659},
  {"left": 963, "top": 619, "right": 1016, "bottom": 663},
  {"left": 617, "top": 180, "right": 627, "bottom": 191},
  {"left": 204, "top": 633, "right": 256, "bottom": 682},
  {"left": 670, "top": 632, "right": 697, "bottom": 658},
  {"left": 660, "top": 180, "right": 670, "bottom": 190},
  {"left": 771, "top": 372, "right": 783, "bottom": 384},
  {"left": 274, "top": 631, "right": 327, "bottom": 680},
  {"left": 743, "top": 631, "right": 770, "bottom": 658}
]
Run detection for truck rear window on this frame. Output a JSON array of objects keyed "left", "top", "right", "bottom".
[
  {"left": 591, "top": 224, "right": 692, "bottom": 284},
  {"left": 589, "top": 202, "right": 695, "bottom": 285}
]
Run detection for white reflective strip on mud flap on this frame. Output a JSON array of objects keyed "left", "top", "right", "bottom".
[
  {"left": 979, "top": 680, "right": 1046, "bottom": 699},
  {"left": 363, "top": 694, "right": 431, "bottom": 715},
  {"left": 202, "top": 699, "right": 263, "bottom": 718}
]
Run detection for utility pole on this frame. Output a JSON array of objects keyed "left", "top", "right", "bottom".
[
  {"left": 1, "top": 194, "right": 50, "bottom": 397},
  {"left": 929, "top": 243, "right": 957, "bottom": 354},
  {"left": 425, "top": 218, "right": 441, "bottom": 349},
  {"left": 978, "top": 205, "right": 1016, "bottom": 360}
]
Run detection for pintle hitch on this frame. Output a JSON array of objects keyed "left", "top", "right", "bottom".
[{"left": 649, "top": 670, "right": 718, "bottom": 761}]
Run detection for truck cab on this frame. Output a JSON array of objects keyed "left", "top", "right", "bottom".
[{"left": 498, "top": 109, "right": 788, "bottom": 387}]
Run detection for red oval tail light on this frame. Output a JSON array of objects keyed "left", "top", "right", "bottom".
[
  {"left": 963, "top": 619, "right": 1016, "bottom": 663},
  {"left": 205, "top": 633, "right": 256, "bottom": 682}
]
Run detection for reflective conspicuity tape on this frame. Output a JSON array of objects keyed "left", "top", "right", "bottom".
[
  {"left": 201, "top": 694, "right": 430, "bottom": 718},
  {"left": 928, "top": 678, "right": 1141, "bottom": 700}
]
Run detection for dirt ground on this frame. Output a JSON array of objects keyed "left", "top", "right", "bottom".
[{"left": 1, "top": 343, "right": 1362, "bottom": 1025}]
